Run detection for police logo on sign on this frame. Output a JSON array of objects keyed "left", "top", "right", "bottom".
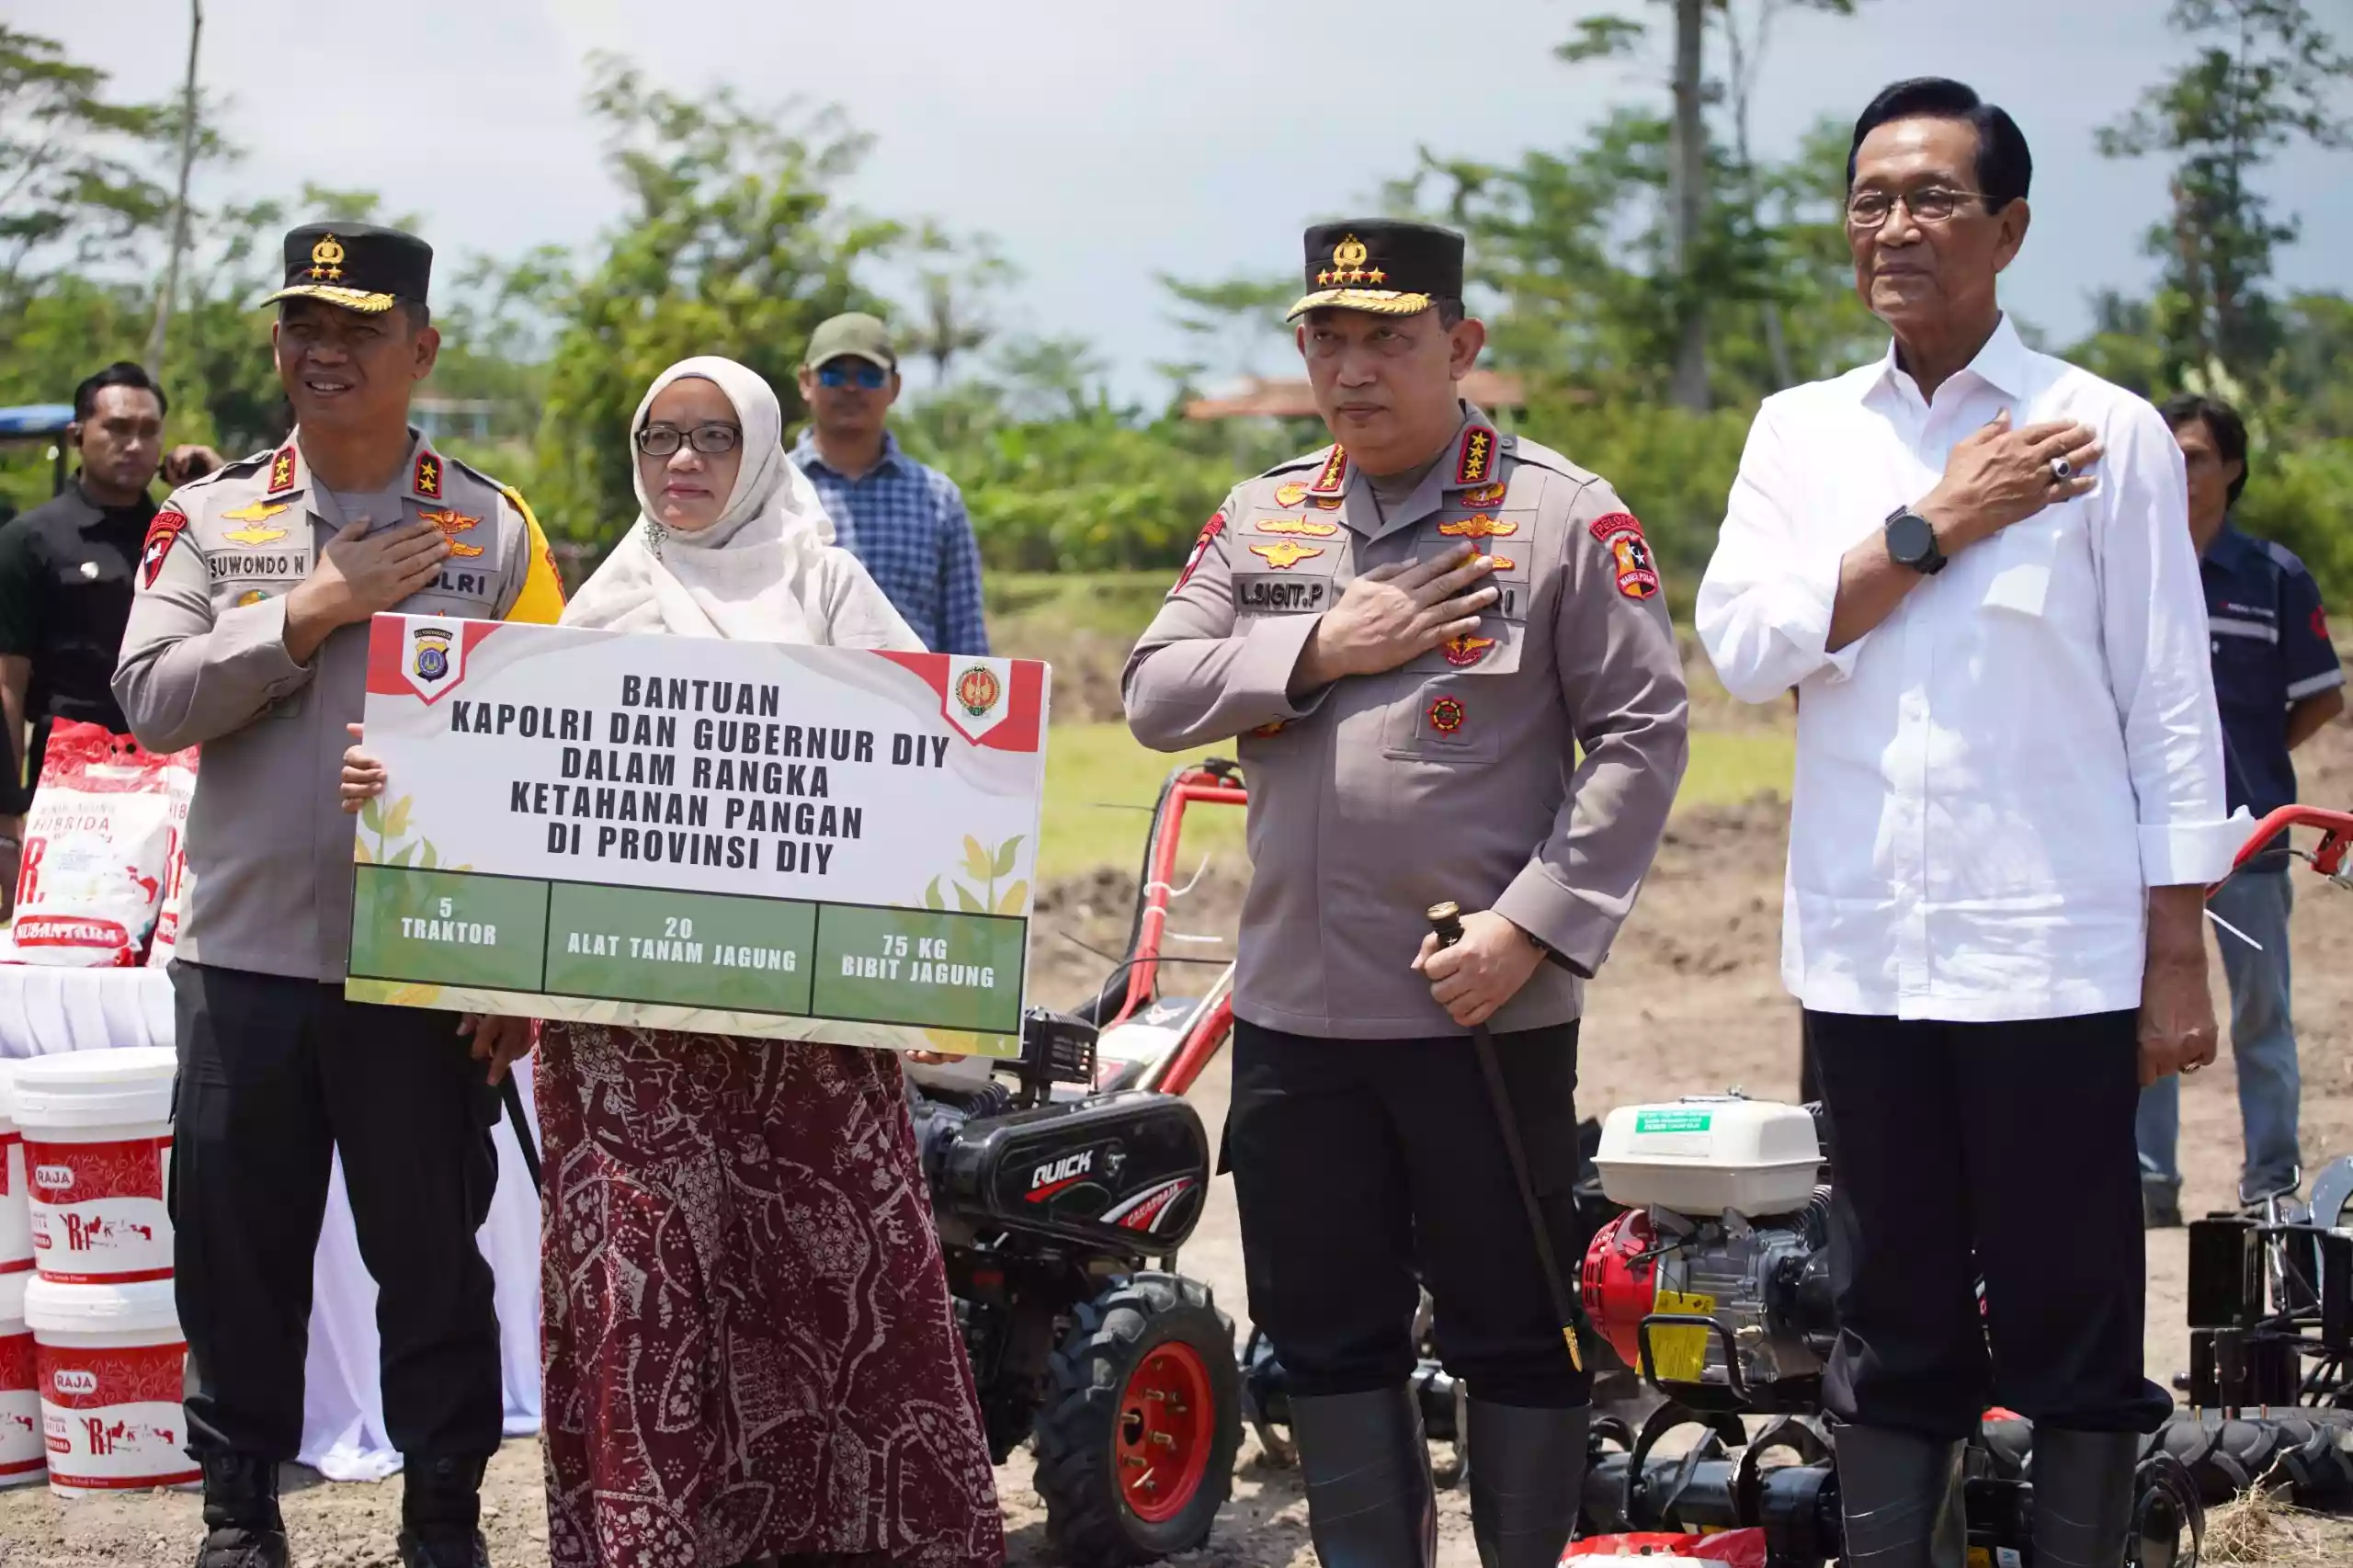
[{"left": 413, "top": 627, "right": 452, "bottom": 683}]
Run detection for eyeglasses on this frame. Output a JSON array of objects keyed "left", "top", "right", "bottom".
[
  {"left": 634, "top": 423, "right": 741, "bottom": 458},
  {"left": 1845, "top": 187, "right": 1990, "bottom": 228},
  {"left": 815, "top": 361, "right": 890, "bottom": 391}
]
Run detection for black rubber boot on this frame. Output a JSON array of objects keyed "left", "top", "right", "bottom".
[
  {"left": 2030, "top": 1429, "right": 2142, "bottom": 1568},
  {"left": 1465, "top": 1401, "right": 1589, "bottom": 1568},
  {"left": 192, "top": 1452, "right": 289, "bottom": 1568},
  {"left": 1289, "top": 1389, "right": 1438, "bottom": 1568},
  {"left": 1834, "top": 1426, "right": 1966, "bottom": 1568},
  {"left": 395, "top": 1454, "right": 493, "bottom": 1568}
]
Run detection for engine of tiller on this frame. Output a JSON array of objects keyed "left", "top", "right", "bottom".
[{"left": 1580, "top": 1096, "right": 1836, "bottom": 1412}]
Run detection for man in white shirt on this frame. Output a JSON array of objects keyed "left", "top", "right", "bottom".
[{"left": 1698, "top": 78, "right": 2239, "bottom": 1568}]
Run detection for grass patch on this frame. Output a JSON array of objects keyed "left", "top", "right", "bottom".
[
  {"left": 1036, "top": 721, "right": 1794, "bottom": 884},
  {"left": 989, "top": 572, "right": 1176, "bottom": 649}
]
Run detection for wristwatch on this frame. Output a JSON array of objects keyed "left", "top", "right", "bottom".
[{"left": 1883, "top": 505, "right": 1946, "bottom": 575}]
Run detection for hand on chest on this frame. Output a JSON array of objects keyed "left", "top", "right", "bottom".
[
  {"left": 199, "top": 495, "right": 505, "bottom": 613},
  {"left": 1229, "top": 492, "right": 1557, "bottom": 676}
]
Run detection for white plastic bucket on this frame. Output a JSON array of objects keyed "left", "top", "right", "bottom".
[
  {"left": 24, "top": 1276, "right": 196, "bottom": 1495},
  {"left": 0, "top": 1270, "right": 40, "bottom": 1487},
  {"left": 0, "top": 1061, "right": 32, "bottom": 1278},
  {"left": 9, "top": 1050, "right": 176, "bottom": 1286}
]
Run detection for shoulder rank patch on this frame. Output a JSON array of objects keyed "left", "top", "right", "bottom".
[
  {"left": 1589, "top": 512, "right": 1659, "bottom": 599},
  {"left": 1256, "top": 517, "right": 1339, "bottom": 539},
  {"left": 420, "top": 508, "right": 484, "bottom": 557},
  {"left": 1310, "top": 446, "right": 1349, "bottom": 497},
  {"left": 1249, "top": 541, "right": 1324, "bottom": 570},
  {"left": 1454, "top": 425, "right": 1497, "bottom": 487},
  {"left": 413, "top": 452, "right": 443, "bottom": 500},
  {"left": 1438, "top": 514, "right": 1517, "bottom": 540},
  {"left": 1170, "top": 510, "right": 1227, "bottom": 598},
  {"left": 1461, "top": 480, "right": 1507, "bottom": 507},
  {"left": 1273, "top": 482, "right": 1309, "bottom": 508},
  {"left": 141, "top": 509, "right": 189, "bottom": 588},
  {"left": 267, "top": 447, "right": 297, "bottom": 495},
  {"left": 1427, "top": 695, "right": 1467, "bottom": 734}
]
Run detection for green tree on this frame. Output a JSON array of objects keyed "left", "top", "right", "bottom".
[
  {"left": 533, "top": 56, "right": 903, "bottom": 550},
  {"left": 1553, "top": 0, "right": 1870, "bottom": 408},
  {"left": 0, "top": 26, "right": 174, "bottom": 309},
  {"left": 2098, "top": 0, "right": 2350, "bottom": 391}
]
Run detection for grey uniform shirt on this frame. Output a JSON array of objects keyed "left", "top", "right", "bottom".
[
  {"left": 1123, "top": 407, "right": 1690, "bottom": 1040},
  {"left": 113, "top": 431, "right": 565, "bottom": 983}
]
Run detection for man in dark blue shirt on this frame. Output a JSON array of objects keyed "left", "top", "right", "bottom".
[{"left": 2138, "top": 395, "right": 2344, "bottom": 1226}]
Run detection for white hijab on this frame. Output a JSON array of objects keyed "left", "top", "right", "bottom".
[{"left": 562, "top": 356, "right": 840, "bottom": 643}]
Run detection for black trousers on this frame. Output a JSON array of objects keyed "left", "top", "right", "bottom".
[
  {"left": 1808, "top": 1008, "right": 2172, "bottom": 1439},
  {"left": 1226, "top": 1019, "right": 1590, "bottom": 1408},
  {"left": 171, "top": 963, "right": 506, "bottom": 1462}
]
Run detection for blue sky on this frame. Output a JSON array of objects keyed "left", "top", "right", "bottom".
[{"left": 30, "top": 0, "right": 2353, "bottom": 398}]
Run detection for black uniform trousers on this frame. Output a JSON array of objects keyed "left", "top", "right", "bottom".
[
  {"left": 170, "top": 963, "right": 506, "bottom": 1463},
  {"left": 1808, "top": 1008, "right": 2172, "bottom": 1440},
  {"left": 1226, "top": 1019, "right": 1591, "bottom": 1409}
]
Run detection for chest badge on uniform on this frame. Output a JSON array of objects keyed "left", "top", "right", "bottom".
[
  {"left": 234, "top": 588, "right": 270, "bottom": 608},
  {"left": 1590, "top": 512, "right": 1659, "bottom": 600},
  {"left": 267, "top": 448, "right": 297, "bottom": 495},
  {"left": 419, "top": 508, "right": 484, "bottom": 557},
  {"left": 1461, "top": 481, "right": 1507, "bottom": 507},
  {"left": 1249, "top": 541, "right": 1324, "bottom": 570},
  {"left": 1439, "top": 633, "right": 1497, "bottom": 667},
  {"left": 220, "top": 501, "right": 291, "bottom": 547},
  {"left": 1438, "top": 514, "right": 1517, "bottom": 540},
  {"left": 1256, "top": 517, "right": 1339, "bottom": 540},
  {"left": 1274, "top": 482, "right": 1310, "bottom": 508},
  {"left": 413, "top": 453, "right": 443, "bottom": 500},
  {"left": 1427, "top": 695, "right": 1467, "bottom": 734},
  {"left": 140, "top": 509, "right": 188, "bottom": 588}
]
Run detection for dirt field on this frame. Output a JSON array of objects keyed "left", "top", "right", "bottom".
[{"left": 6, "top": 716, "right": 2353, "bottom": 1566}]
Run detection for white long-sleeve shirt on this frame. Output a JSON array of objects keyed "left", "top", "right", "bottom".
[{"left": 1697, "top": 316, "right": 2245, "bottom": 1023}]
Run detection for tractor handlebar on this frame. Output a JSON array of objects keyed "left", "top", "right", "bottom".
[{"left": 2221, "top": 805, "right": 2353, "bottom": 888}]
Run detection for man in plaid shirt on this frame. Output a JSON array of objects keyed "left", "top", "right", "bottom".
[{"left": 790, "top": 313, "right": 990, "bottom": 654}]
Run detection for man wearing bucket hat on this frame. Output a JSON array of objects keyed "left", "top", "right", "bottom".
[
  {"left": 114, "top": 222, "right": 566, "bottom": 1568},
  {"left": 1124, "top": 219, "right": 1688, "bottom": 1568}
]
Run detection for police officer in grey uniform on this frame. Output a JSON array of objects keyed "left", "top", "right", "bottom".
[
  {"left": 115, "top": 224, "right": 566, "bottom": 1568},
  {"left": 1126, "top": 221, "right": 1689, "bottom": 1568}
]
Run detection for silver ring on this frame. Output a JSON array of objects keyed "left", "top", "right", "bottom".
[{"left": 2050, "top": 456, "right": 2073, "bottom": 483}]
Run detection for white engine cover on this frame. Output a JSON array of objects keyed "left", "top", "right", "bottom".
[{"left": 1594, "top": 1096, "right": 1821, "bottom": 1215}]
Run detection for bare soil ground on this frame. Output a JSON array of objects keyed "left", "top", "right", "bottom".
[{"left": 8, "top": 720, "right": 2353, "bottom": 1567}]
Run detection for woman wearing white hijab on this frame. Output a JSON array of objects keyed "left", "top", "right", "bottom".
[{"left": 344, "top": 358, "right": 1005, "bottom": 1568}]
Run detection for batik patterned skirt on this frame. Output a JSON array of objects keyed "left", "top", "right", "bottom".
[{"left": 538, "top": 1022, "right": 1005, "bottom": 1568}]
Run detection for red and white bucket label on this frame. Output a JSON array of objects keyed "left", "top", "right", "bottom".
[
  {"left": 24, "top": 1137, "right": 172, "bottom": 1284},
  {"left": 37, "top": 1338, "right": 196, "bottom": 1490},
  {"left": 0, "top": 1332, "right": 40, "bottom": 1480},
  {"left": 0, "top": 1132, "right": 30, "bottom": 1274}
]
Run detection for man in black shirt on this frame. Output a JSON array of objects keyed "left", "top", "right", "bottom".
[{"left": 0, "top": 361, "right": 219, "bottom": 900}]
